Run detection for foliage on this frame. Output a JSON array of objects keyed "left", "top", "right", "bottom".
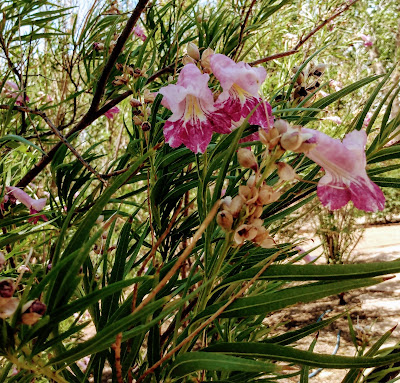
[{"left": 0, "top": 0, "right": 400, "bottom": 382}]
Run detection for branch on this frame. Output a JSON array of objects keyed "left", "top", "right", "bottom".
[
  {"left": 0, "top": 35, "right": 22, "bottom": 81},
  {"left": 15, "top": 0, "right": 150, "bottom": 188},
  {"left": 0, "top": 105, "right": 106, "bottom": 184},
  {"left": 249, "top": 0, "right": 359, "bottom": 66}
]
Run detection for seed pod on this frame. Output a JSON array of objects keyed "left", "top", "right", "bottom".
[
  {"left": 277, "top": 162, "right": 297, "bottom": 181},
  {"left": 217, "top": 210, "right": 233, "bottom": 231},
  {"left": 237, "top": 148, "right": 258, "bottom": 171},
  {"left": 187, "top": 42, "right": 200, "bottom": 61}
]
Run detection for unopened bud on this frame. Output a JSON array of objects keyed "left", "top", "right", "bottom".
[
  {"left": 257, "top": 185, "right": 280, "bottom": 205},
  {"left": 143, "top": 89, "right": 156, "bottom": 104},
  {"left": 222, "top": 195, "right": 244, "bottom": 217},
  {"left": 234, "top": 224, "right": 258, "bottom": 245},
  {"left": 280, "top": 131, "right": 303, "bottom": 151},
  {"left": 277, "top": 162, "right": 297, "bottom": 181},
  {"left": 274, "top": 119, "right": 290, "bottom": 134},
  {"left": 115, "top": 63, "right": 124, "bottom": 71},
  {"left": 96, "top": 215, "right": 104, "bottom": 224},
  {"left": 0, "top": 297, "right": 19, "bottom": 319},
  {"left": 0, "top": 279, "right": 14, "bottom": 298},
  {"left": 237, "top": 148, "right": 258, "bottom": 171},
  {"left": 129, "top": 98, "right": 142, "bottom": 108},
  {"left": 182, "top": 55, "right": 196, "bottom": 65},
  {"left": 93, "top": 42, "right": 104, "bottom": 51},
  {"left": 259, "top": 127, "right": 280, "bottom": 148},
  {"left": 239, "top": 185, "right": 258, "bottom": 205},
  {"left": 201, "top": 48, "right": 214, "bottom": 72},
  {"left": 133, "top": 116, "right": 143, "bottom": 125},
  {"left": 21, "top": 300, "right": 46, "bottom": 325},
  {"left": 0, "top": 252, "right": 5, "bottom": 268},
  {"left": 187, "top": 42, "right": 200, "bottom": 61},
  {"left": 313, "top": 63, "right": 326, "bottom": 77},
  {"left": 217, "top": 210, "right": 233, "bottom": 231}
]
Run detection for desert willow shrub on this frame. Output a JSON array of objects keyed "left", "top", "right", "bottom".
[{"left": 1, "top": 0, "right": 400, "bottom": 382}]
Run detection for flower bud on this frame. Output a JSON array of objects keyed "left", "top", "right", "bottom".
[
  {"left": 222, "top": 195, "right": 244, "bottom": 217},
  {"left": 313, "top": 63, "right": 326, "bottom": 77},
  {"left": 250, "top": 205, "right": 263, "bottom": 219},
  {"left": 130, "top": 98, "right": 142, "bottom": 108},
  {"left": 182, "top": 55, "right": 196, "bottom": 65},
  {"left": 257, "top": 185, "right": 280, "bottom": 205},
  {"left": 274, "top": 119, "right": 290, "bottom": 134},
  {"left": 187, "top": 42, "right": 200, "bottom": 61},
  {"left": 234, "top": 224, "right": 258, "bottom": 245},
  {"left": 96, "top": 215, "right": 104, "bottom": 224},
  {"left": 217, "top": 210, "right": 233, "bottom": 231},
  {"left": 0, "top": 279, "right": 15, "bottom": 298},
  {"left": 277, "top": 162, "right": 297, "bottom": 181},
  {"left": 115, "top": 63, "right": 124, "bottom": 71},
  {"left": 0, "top": 252, "right": 5, "bottom": 268},
  {"left": 143, "top": 89, "right": 156, "bottom": 104},
  {"left": 0, "top": 297, "right": 19, "bottom": 319},
  {"left": 21, "top": 300, "right": 46, "bottom": 325},
  {"left": 133, "top": 116, "right": 143, "bottom": 125},
  {"left": 201, "top": 48, "right": 214, "bottom": 72},
  {"left": 93, "top": 42, "right": 104, "bottom": 51},
  {"left": 280, "top": 131, "right": 303, "bottom": 151},
  {"left": 239, "top": 185, "right": 258, "bottom": 205},
  {"left": 237, "top": 148, "right": 258, "bottom": 171},
  {"left": 259, "top": 127, "right": 280, "bottom": 148}
]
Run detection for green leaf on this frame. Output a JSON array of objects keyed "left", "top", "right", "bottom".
[
  {"left": 0, "top": 134, "right": 46, "bottom": 154},
  {"left": 204, "top": 342, "right": 400, "bottom": 369},
  {"left": 169, "top": 352, "right": 277, "bottom": 378}
]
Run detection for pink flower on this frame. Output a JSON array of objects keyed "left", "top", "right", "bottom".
[
  {"left": 104, "top": 106, "right": 120, "bottom": 120},
  {"left": 363, "top": 112, "right": 373, "bottom": 128},
  {"left": 319, "top": 90, "right": 329, "bottom": 98},
  {"left": 302, "top": 129, "right": 385, "bottom": 212},
  {"left": 323, "top": 116, "right": 342, "bottom": 125},
  {"left": 159, "top": 63, "right": 231, "bottom": 153},
  {"left": 6, "top": 187, "right": 47, "bottom": 224},
  {"left": 133, "top": 25, "right": 147, "bottom": 41},
  {"left": 359, "top": 33, "right": 373, "bottom": 47},
  {"left": 210, "top": 54, "right": 273, "bottom": 136},
  {"left": 329, "top": 79, "right": 342, "bottom": 92},
  {"left": 2, "top": 80, "right": 29, "bottom": 106}
]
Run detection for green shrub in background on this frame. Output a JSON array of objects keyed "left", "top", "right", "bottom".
[{"left": 0, "top": 0, "right": 400, "bottom": 382}]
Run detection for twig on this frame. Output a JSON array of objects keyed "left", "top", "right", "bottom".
[
  {"left": 0, "top": 105, "right": 106, "bottom": 184},
  {"left": 132, "top": 200, "right": 183, "bottom": 311},
  {"left": 111, "top": 333, "right": 123, "bottom": 383},
  {"left": 136, "top": 247, "right": 284, "bottom": 382},
  {"left": 15, "top": 0, "right": 150, "bottom": 188},
  {"left": 233, "top": 0, "right": 257, "bottom": 59},
  {"left": 132, "top": 202, "right": 220, "bottom": 315},
  {"left": 249, "top": 0, "right": 359, "bottom": 66},
  {"left": 0, "top": 35, "right": 22, "bottom": 81}
]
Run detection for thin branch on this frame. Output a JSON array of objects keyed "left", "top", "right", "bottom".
[
  {"left": 249, "top": 0, "right": 359, "bottom": 66},
  {"left": 111, "top": 333, "right": 123, "bottom": 383},
  {"left": 137, "top": 247, "right": 284, "bottom": 382},
  {"left": 0, "top": 35, "right": 22, "bottom": 81},
  {"left": 0, "top": 105, "right": 106, "bottom": 184},
  {"left": 233, "top": 0, "right": 257, "bottom": 59},
  {"left": 15, "top": 0, "right": 150, "bottom": 188}
]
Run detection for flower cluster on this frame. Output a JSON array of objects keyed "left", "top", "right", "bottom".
[{"left": 159, "top": 47, "right": 273, "bottom": 153}]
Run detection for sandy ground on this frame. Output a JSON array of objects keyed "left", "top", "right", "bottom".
[{"left": 271, "top": 223, "right": 400, "bottom": 383}]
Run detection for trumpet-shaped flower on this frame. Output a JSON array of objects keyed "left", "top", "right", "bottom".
[
  {"left": 302, "top": 129, "right": 385, "bottom": 212},
  {"left": 359, "top": 33, "right": 373, "bottom": 47},
  {"left": 6, "top": 187, "right": 47, "bottom": 224},
  {"left": 159, "top": 63, "right": 231, "bottom": 153},
  {"left": 2, "top": 80, "right": 29, "bottom": 106},
  {"left": 133, "top": 26, "right": 147, "bottom": 41},
  {"left": 210, "top": 54, "right": 273, "bottom": 134},
  {"left": 104, "top": 106, "right": 120, "bottom": 120}
]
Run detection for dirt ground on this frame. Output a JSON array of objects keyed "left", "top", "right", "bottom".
[{"left": 269, "top": 223, "right": 400, "bottom": 383}]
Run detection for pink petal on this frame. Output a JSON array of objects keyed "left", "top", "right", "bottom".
[
  {"left": 133, "top": 25, "right": 147, "bottom": 41},
  {"left": 349, "top": 177, "right": 385, "bottom": 212},
  {"left": 317, "top": 177, "right": 351, "bottom": 210},
  {"left": 6, "top": 187, "right": 35, "bottom": 209},
  {"left": 210, "top": 54, "right": 266, "bottom": 97},
  {"left": 5, "top": 80, "right": 19, "bottom": 91}
]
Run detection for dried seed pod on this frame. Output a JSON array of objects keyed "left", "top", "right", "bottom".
[
  {"left": 217, "top": 210, "right": 233, "bottom": 231},
  {"left": 187, "top": 42, "right": 200, "bottom": 61},
  {"left": 237, "top": 148, "right": 258, "bottom": 171}
]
